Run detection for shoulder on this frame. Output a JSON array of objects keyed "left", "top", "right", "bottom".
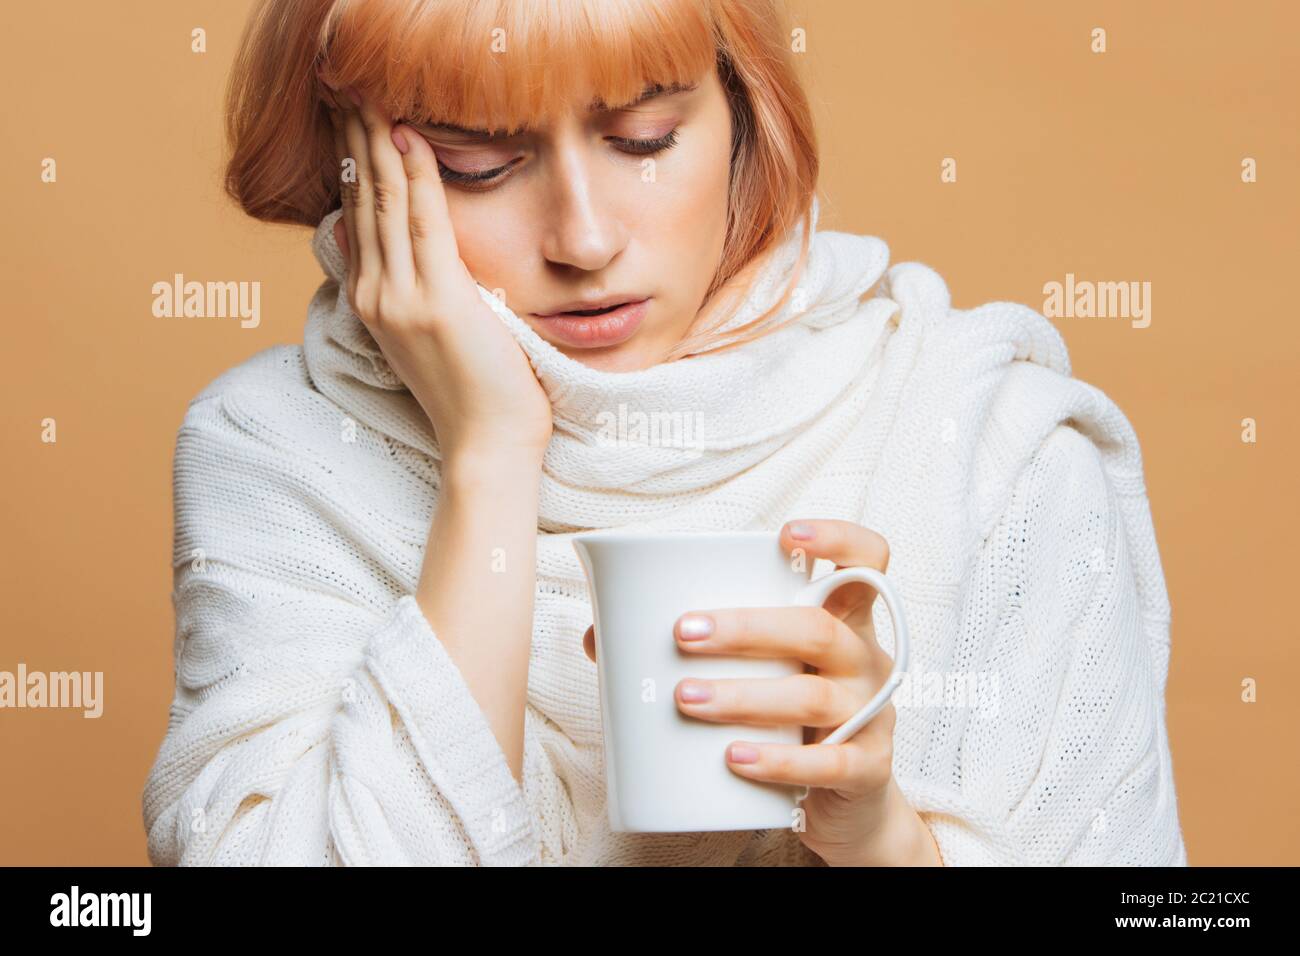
[
  {"left": 177, "top": 344, "right": 371, "bottom": 469},
  {"left": 1015, "top": 423, "right": 1114, "bottom": 554},
  {"left": 174, "top": 345, "right": 334, "bottom": 522},
  {"left": 869, "top": 256, "right": 1166, "bottom": 651},
  {"left": 181, "top": 344, "right": 316, "bottom": 435},
  {"left": 871, "top": 260, "right": 1079, "bottom": 466},
  {"left": 172, "top": 345, "right": 428, "bottom": 538},
  {"left": 873, "top": 258, "right": 1139, "bottom": 532},
  {"left": 1026, "top": 421, "right": 1109, "bottom": 491},
  {"left": 997, "top": 421, "right": 1118, "bottom": 636},
  {"left": 190, "top": 343, "right": 310, "bottom": 404},
  {"left": 170, "top": 347, "right": 431, "bottom": 607},
  {"left": 875, "top": 260, "right": 1073, "bottom": 376}
]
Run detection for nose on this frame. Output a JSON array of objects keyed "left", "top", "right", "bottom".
[{"left": 539, "top": 145, "right": 629, "bottom": 273}]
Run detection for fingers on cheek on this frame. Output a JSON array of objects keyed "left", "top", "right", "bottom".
[
  {"left": 343, "top": 112, "right": 370, "bottom": 171},
  {"left": 390, "top": 124, "right": 413, "bottom": 157},
  {"left": 398, "top": 127, "right": 437, "bottom": 173},
  {"left": 333, "top": 220, "right": 350, "bottom": 261},
  {"left": 327, "top": 116, "right": 349, "bottom": 189}
]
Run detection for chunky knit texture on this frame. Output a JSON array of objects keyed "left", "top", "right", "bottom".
[{"left": 142, "top": 199, "right": 1186, "bottom": 866}]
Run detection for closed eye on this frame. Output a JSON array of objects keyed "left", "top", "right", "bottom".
[
  {"left": 607, "top": 128, "right": 680, "bottom": 156},
  {"left": 436, "top": 128, "right": 681, "bottom": 190}
]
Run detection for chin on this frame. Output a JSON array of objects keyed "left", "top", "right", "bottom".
[{"left": 557, "top": 339, "right": 661, "bottom": 373}]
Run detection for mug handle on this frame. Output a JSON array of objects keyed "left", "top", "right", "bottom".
[{"left": 789, "top": 566, "right": 910, "bottom": 800}]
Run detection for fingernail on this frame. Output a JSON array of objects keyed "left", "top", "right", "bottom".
[
  {"left": 391, "top": 127, "right": 409, "bottom": 154},
  {"left": 728, "top": 743, "right": 760, "bottom": 763},
  {"left": 788, "top": 522, "right": 815, "bottom": 540},
  {"left": 678, "top": 614, "right": 714, "bottom": 640},
  {"left": 346, "top": 86, "right": 361, "bottom": 107},
  {"left": 679, "top": 681, "right": 712, "bottom": 703}
]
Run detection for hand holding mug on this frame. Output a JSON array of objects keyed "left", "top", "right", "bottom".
[{"left": 578, "top": 519, "right": 937, "bottom": 863}]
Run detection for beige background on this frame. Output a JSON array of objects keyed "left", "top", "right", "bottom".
[{"left": 1, "top": 1, "right": 1296, "bottom": 864}]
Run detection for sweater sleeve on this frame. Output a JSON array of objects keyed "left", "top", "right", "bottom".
[
  {"left": 897, "top": 424, "right": 1187, "bottom": 866},
  {"left": 141, "top": 387, "right": 541, "bottom": 866}
]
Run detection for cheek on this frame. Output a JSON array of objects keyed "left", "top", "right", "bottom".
[
  {"left": 655, "top": 133, "right": 730, "bottom": 219},
  {"left": 443, "top": 201, "right": 527, "bottom": 291},
  {"left": 641, "top": 141, "right": 730, "bottom": 287}
]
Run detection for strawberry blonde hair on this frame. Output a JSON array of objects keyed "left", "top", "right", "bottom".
[{"left": 225, "top": 0, "right": 819, "bottom": 358}]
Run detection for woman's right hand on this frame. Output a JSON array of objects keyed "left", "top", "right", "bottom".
[{"left": 325, "top": 86, "right": 554, "bottom": 467}]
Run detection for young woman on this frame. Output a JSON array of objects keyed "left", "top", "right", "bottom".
[{"left": 142, "top": 0, "right": 1187, "bottom": 866}]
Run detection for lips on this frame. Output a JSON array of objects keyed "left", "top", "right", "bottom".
[
  {"left": 537, "top": 295, "right": 648, "bottom": 318},
  {"left": 532, "top": 298, "right": 650, "bottom": 348}
]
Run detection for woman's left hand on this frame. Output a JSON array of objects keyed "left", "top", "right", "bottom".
[{"left": 583, "top": 518, "right": 943, "bottom": 866}]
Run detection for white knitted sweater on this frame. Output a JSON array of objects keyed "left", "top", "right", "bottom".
[{"left": 142, "top": 199, "right": 1187, "bottom": 866}]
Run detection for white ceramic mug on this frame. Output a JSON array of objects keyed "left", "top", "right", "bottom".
[{"left": 571, "top": 530, "right": 910, "bottom": 833}]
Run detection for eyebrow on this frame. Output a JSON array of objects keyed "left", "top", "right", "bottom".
[{"left": 410, "top": 81, "right": 699, "bottom": 140}]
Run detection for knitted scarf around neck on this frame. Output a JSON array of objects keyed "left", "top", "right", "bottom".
[
  {"left": 299, "top": 197, "right": 1172, "bottom": 700},
  {"left": 303, "top": 197, "right": 898, "bottom": 535}
]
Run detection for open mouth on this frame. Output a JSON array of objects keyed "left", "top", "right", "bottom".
[
  {"left": 533, "top": 298, "right": 650, "bottom": 347},
  {"left": 563, "top": 304, "right": 625, "bottom": 317}
]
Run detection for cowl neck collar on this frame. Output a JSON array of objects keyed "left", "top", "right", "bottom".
[{"left": 303, "top": 197, "right": 898, "bottom": 530}]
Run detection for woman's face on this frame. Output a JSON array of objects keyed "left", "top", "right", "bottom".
[{"left": 406, "top": 66, "right": 733, "bottom": 372}]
